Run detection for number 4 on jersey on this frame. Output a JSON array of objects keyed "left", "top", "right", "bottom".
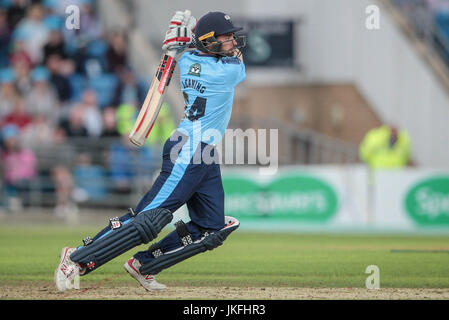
[{"left": 184, "top": 94, "right": 206, "bottom": 121}]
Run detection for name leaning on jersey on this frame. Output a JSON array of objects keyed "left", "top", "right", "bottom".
[{"left": 181, "top": 78, "right": 206, "bottom": 94}]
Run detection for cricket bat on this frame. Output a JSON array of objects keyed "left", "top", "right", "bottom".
[{"left": 128, "top": 49, "right": 178, "bottom": 147}]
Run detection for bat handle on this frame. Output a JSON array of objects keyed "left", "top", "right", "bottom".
[{"left": 166, "top": 49, "right": 178, "bottom": 58}]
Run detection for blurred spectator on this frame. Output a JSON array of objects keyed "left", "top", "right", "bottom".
[
  {"left": 37, "top": 123, "right": 76, "bottom": 173},
  {"left": 25, "top": 66, "right": 59, "bottom": 121},
  {"left": 51, "top": 164, "right": 77, "bottom": 218},
  {"left": 112, "top": 66, "right": 145, "bottom": 107},
  {"left": 87, "top": 72, "right": 118, "bottom": 108},
  {"left": 72, "top": 152, "right": 107, "bottom": 202},
  {"left": 106, "top": 31, "right": 128, "bottom": 73},
  {"left": 53, "top": 124, "right": 68, "bottom": 144},
  {"left": 87, "top": 39, "right": 109, "bottom": 72},
  {"left": 71, "top": 42, "right": 90, "bottom": 76},
  {"left": 1, "top": 124, "right": 37, "bottom": 211},
  {"left": 100, "top": 106, "right": 120, "bottom": 137},
  {"left": 58, "top": 105, "right": 88, "bottom": 137},
  {"left": 116, "top": 102, "right": 136, "bottom": 136},
  {"left": 108, "top": 133, "right": 153, "bottom": 195},
  {"left": 428, "top": 0, "right": 449, "bottom": 12},
  {"left": 42, "top": 18, "right": 67, "bottom": 65},
  {"left": 146, "top": 103, "right": 176, "bottom": 147},
  {"left": 72, "top": 41, "right": 108, "bottom": 77},
  {"left": 8, "top": 30, "right": 33, "bottom": 67},
  {"left": 0, "top": 9, "right": 11, "bottom": 68},
  {"left": 74, "top": 88, "right": 102, "bottom": 137},
  {"left": 359, "top": 124, "right": 411, "bottom": 169},
  {"left": 1, "top": 98, "right": 33, "bottom": 130},
  {"left": 6, "top": 0, "right": 27, "bottom": 30},
  {"left": 45, "top": 53, "right": 72, "bottom": 102},
  {"left": 0, "top": 67, "right": 18, "bottom": 118},
  {"left": 10, "top": 49, "right": 32, "bottom": 95},
  {"left": 21, "top": 114, "right": 55, "bottom": 149},
  {"left": 79, "top": 0, "right": 102, "bottom": 43},
  {"left": 12, "top": 3, "right": 49, "bottom": 65}
]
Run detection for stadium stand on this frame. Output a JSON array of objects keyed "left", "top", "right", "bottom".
[{"left": 0, "top": 0, "right": 163, "bottom": 214}]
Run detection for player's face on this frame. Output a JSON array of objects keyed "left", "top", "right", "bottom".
[{"left": 217, "top": 33, "right": 237, "bottom": 55}]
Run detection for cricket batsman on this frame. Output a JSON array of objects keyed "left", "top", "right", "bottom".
[{"left": 54, "top": 10, "right": 246, "bottom": 291}]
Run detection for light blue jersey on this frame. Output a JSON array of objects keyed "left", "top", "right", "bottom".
[{"left": 177, "top": 50, "right": 246, "bottom": 145}]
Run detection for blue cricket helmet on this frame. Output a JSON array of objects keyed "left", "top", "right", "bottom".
[{"left": 194, "top": 11, "right": 244, "bottom": 56}]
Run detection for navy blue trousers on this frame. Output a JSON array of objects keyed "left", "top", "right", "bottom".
[{"left": 92, "top": 131, "right": 225, "bottom": 265}]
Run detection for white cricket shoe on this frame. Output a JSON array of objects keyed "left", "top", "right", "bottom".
[
  {"left": 54, "top": 247, "right": 80, "bottom": 292},
  {"left": 124, "top": 257, "right": 166, "bottom": 291}
]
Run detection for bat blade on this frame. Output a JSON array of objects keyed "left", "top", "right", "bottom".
[{"left": 129, "top": 50, "right": 177, "bottom": 147}]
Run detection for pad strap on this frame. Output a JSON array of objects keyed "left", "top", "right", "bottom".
[
  {"left": 139, "top": 216, "right": 240, "bottom": 275},
  {"left": 148, "top": 243, "right": 164, "bottom": 258},
  {"left": 174, "top": 220, "right": 193, "bottom": 246},
  {"left": 146, "top": 220, "right": 193, "bottom": 259}
]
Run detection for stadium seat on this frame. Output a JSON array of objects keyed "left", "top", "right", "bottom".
[
  {"left": 73, "top": 165, "right": 107, "bottom": 202},
  {"left": 87, "top": 40, "right": 109, "bottom": 71},
  {"left": 68, "top": 73, "right": 86, "bottom": 103},
  {"left": 87, "top": 40, "right": 109, "bottom": 58},
  {"left": 87, "top": 73, "right": 118, "bottom": 108}
]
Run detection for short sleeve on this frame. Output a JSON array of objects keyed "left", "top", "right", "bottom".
[{"left": 221, "top": 57, "right": 246, "bottom": 87}]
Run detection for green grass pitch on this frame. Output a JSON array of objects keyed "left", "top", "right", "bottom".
[{"left": 1, "top": 224, "right": 449, "bottom": 288}]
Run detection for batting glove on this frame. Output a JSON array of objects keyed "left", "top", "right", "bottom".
[
  {"left": 168, "top": 10, "right": 197, "bottom": 31},
  {"left": 185, "top": 15, "right": 197, "bottom": 32},
  {"left": 168, "top": 11, "right": 185, "bottom": 28},
  {"left": 162, "top": 26, "right": 192, "bottom": 51}
]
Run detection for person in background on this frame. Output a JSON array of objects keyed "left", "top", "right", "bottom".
[
  {"left": 112, "top": 66, "right": 145, "bottom": 107},
  {"left": 10, "top": 49, "right": 33, "bottom": 96},
  {"left": 107, "top": 132, "right": 153, "bottom": 195},
  {"left": 79, "top": 0, "right": 102, "bottom": 43},
  {"left": 0, "top": 67, "right": 18, "bottom": 118},
  {"left": 115, "top": 102, "right": 136, "bottom": 136},
  {"left": 0, "top": 9, "right": 11, "bottom": 68},
  {"left": 42, "top": 16, "right": 67, "bottom": 65},
  {"left": 76, "top": 89, "right": 102, "bottom": 137},
  {"left": 100, "top": 106, "right": 120, "bottom": 138},
  {"left": 359, "top": 124, "right": 411, "bottom": 169},
  {"left": 58, "top": 105, "right": 88, "bottom": 138},
  {"left": 25, "top": 66, "right": 59, "bottom": 122},
  {"left": 51, "top": 164, "right": 77, "bottom": 218},
  {"left": 1, "top": 97, "right": 33, "bottom": 130},
  {"left": 21, "top": 114, "right": 55, "bottom": 149},
  {"left": 8, "top": 26, "right": 33, "bottom": 67},
  {"left": 106, "top": 31, "right": 128, "bottom": 73},
  {"left": 12, "top": 3, "right": 49, "bottom": 65},
  {"left": 72, "top": 152, "right": 106, "bottom": 203},
  {"left": 145, "top": 103, "right": 176, "bottom": 148},
  {"left": 6, "top": 0, "right": 27, "bottom": 30},
  {"left": 1, "top": 124, "right": 37, "bottom": 211},
  {"left": 45, "top": 53, "right": 72, "bottom": 103},
  {"left": 359, "top": 123, "right": 412, "bottom": 227}
]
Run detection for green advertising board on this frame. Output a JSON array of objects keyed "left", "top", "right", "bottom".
[
  {"left": 223, "top": 174, "right": 339, "bottom": 221},
  {"left": 404, "top": 176, "right": 449, "bottom": 226}
]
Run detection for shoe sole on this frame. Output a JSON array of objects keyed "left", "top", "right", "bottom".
[{"left": 124, "top": 260, "right": 166, "bottom": 291}]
